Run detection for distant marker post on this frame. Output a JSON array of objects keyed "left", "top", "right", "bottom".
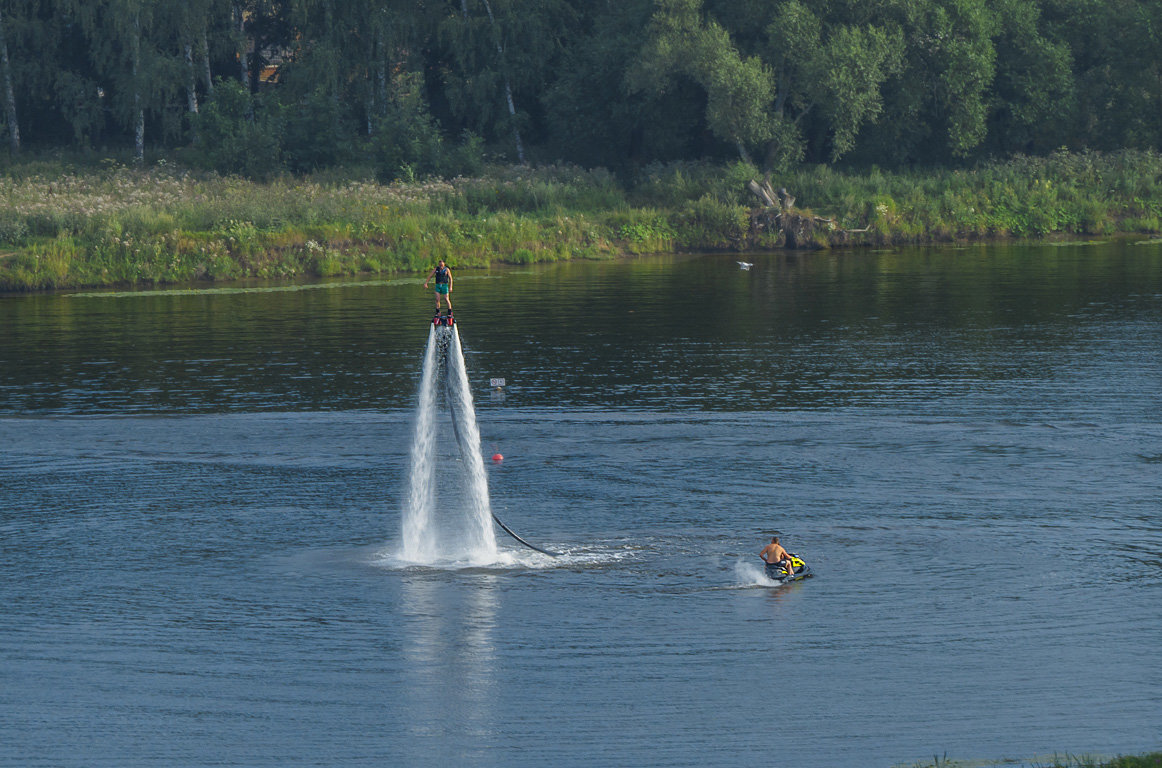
[{"left": 490, "top": 379, "right": 506, "bottom": 460}]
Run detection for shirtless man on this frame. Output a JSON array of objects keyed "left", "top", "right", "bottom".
[{"left": 760, "top": 536, "right": 795, "bottom": 579}]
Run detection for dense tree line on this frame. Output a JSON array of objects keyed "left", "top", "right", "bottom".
[{"left": 0, "top": 0, "right": 1160, "bottom": 178}]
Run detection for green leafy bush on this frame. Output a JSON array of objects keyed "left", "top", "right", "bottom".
[{"left": 191, "top": 82, "right": 283, "bottom": 179}]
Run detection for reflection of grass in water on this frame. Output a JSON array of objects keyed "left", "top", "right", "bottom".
[
  {"left": 69, "top": 278, "right": 409, "bottom": 298},
  {"left": 898, "top": 752, "right": 1162, "bottom": 768},
  {"left": 68, "top": 274, "right": 498, "bottom": 298},
  {"left": 1134, "top": 237, "right": 1162, "bottom": 245}
]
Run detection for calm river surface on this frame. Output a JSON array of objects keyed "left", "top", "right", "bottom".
[{"left": 2, "top": 241, "right": 1161, "bottom": 767}]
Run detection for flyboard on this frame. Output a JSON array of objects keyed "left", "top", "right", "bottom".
[{"left": 433, "top": 308, "right": 560, "bottom": 557}]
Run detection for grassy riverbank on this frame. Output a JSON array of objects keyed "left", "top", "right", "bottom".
[
  {"left": 2, "top": 150, "right": 1161, "bottom": 291},
  {"left": 905, "top": 753, "right": 1162, "bottom": 768}
]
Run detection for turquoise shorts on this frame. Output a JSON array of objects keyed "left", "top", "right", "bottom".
[{"left": 434, "top": 283, "right": 449, "bottom": 295}]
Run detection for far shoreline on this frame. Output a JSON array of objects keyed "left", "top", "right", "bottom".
[{"left": 2, "top": 150, "right": 1160, "bottom": 293}]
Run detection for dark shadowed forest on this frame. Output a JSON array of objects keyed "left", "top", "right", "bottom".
[{"left": 2, "top": 0, "right": 1161, "bottom": 177}]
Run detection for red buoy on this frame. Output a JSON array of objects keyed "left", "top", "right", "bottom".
[{"left": 491, "top": 453, "right": 504, "bottom": 462}]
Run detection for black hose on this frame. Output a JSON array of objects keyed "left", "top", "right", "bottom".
[
  {"left": 490, "top": 513, "right": 560, "bottom": 557},
  {"left": 443, "top": 330, "right": 559, "bottom": 557}
]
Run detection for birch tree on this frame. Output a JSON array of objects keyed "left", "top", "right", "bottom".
[
  {"left": 0, "top": 3, "right": 19, "bottom": 154},
  {"left": 56, "top": 0, "right": 158, "bottom": 161},
  {"left": 231, "top": 0, "right": 248, "bottom": 85},
  {"left": 360, "top": 0, "right": 429, "bottom": 135},
  {"left": 440, "top": 0, "right": 571, "bottom": 164}
]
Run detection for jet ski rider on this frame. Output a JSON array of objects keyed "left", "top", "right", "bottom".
[
  {"left": 423, "top": 260, "right": 453, "bottom": 313},
  {"left": 760, "top": 536, "right": 794, "bottom": 578}
]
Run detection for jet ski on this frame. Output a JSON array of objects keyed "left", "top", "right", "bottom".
[
  {"left": 763, "top": 553, "right": 812, "bottom": 583},
  {"left": 432, "top": 309, "right": 455, "bottom": 327}
]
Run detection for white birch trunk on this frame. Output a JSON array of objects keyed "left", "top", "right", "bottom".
[
  {"left": 201, "top": 27, "right": 213, "bottom": 95},
  {"left": 480, "top": 0, "right": 526, "bottom": 164},
  {"left": 504, "top": 79, "right": 524, "bottom": 163},
  {"left": 132, "top": 15, "right": 144, "bottom": 163},
  {"left": 185, "top": 42, "right": 198, "bottom": 114},
  {"left": 0, "top": 7, "right": 19, "bottom": 154},
  {"left": 376, "top": 24, "right": 387, "bottom": 114},
  {"left": 736, "top": 140, "right": 753, "bottom": 165},
  {"left": 233, "top": 2, "right": 248, "bottom": 85}
]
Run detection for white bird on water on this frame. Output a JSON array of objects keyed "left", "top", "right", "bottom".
[{"left": 737, "top": 261, "right": 753, "bottom": 270}]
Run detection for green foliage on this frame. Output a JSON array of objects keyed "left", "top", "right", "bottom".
[
  {"left": 541, "top": 1, "right": 686, "bottom": 168},
  {"left": 281, "top": 88, "right": 354, "bottom": 174},
  {"left": 629, "top": 160, "right": 757, "bottom": 207},
  {"left": 191, "top": 81, "right": 283, "bottom": 178},
  {"left": 628, "top": 0, "right": 775, "bottom": 160},
  {"left": 437, "top": 0, "right": 574, "bottom": 160},
  {"left": 1107, "top": 752, "right": 1162, "bottom": 767},
  {"left": 816, "top": 24, "right": 904, "bottom": 160},
  {"left": 674, "top": 194, "right": 749, "bottom": 248},
  {"left": 371, "top": 73, "right": 444, "bottom": 183},
  {"left": 2, "top": 150, "right": 1162, "bottom": 291},
  {"left": 765, "top": 1, "right": 902, "bottom": 162},
  {"left": 6, "top": 0, "right": 1162, "bottom": 175},
  {"left": 0, "top": 208, "right": 30, "bottom": 245},
  {"left": 612, "top": 210, "right": 675, "bottom": 253},
  {"left": 371, "top": 73, "right": 485, "bottom": 183},
  {"left": 904, "top": 752, "right": 1162, "bottom": 768},
  {"left": 454, "top": 165, "right": 626, "bottom": 214},
  {"left": 632, "top": 0, "right": 776, "bottom": 159},
  {"left": 986, "top": 0, "right": 1075, "bottom": 153}
]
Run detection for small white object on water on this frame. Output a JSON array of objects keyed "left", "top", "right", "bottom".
[{"left": 737, "top": 261, "right": 753, "bottom": 270}]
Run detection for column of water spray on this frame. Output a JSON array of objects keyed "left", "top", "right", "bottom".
[
  {"left": 401, "top": 325, "right": 439, "bottom": 562},
  {"left": 400, "top": 324, "right": 499, "bottom": 564},
  {"left": 446, "top": 327, "right": 498, "bottom": 560}
]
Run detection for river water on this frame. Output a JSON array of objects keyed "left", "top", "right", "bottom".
[{"left": 2, "top": 241, "right": 1161, "bottom": 767}]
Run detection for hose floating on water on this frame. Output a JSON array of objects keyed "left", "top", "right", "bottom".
[{"left": 489, "top": 512, "right": 561, "bottom": 557}]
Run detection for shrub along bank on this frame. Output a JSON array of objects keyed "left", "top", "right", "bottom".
[
  {"left": 907, "top": 753, "right": 1162, "bottom": 768},
  {"left": 1, "top": 150, "right": 1160, "bottom": 292}
]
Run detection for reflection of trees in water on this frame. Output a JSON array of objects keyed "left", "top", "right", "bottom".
[{"left": 4, "top": 244, "right": 1160, "bottom": 414}]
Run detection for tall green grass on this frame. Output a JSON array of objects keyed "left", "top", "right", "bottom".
[
  {"left": 0, "top": 165, "right": 628, "bottom": 290},
  {"left": 903, "top": 752, "right": 1162, "bottom": 768},
  {"left": 2, "top": 150, "right": 1160, "bottom": 291},
  {"left": 776, "top": 150, "right": 1162, "bottom": 241}
]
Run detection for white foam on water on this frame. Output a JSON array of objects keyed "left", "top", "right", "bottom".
[
  {"left": 373, "top": 547, "right": 536, "bottom": 571},
  {"left": 371, "top": 541, "right": 639, "bottom": 572},
  {"left": 733, "top": 559, "right": 779, "bottom": 587}
]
